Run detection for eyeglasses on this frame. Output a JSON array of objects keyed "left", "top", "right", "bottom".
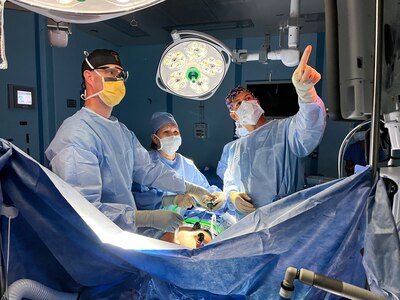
[{"left": 95, "top": 66, "right": 129, "bottom": 82}]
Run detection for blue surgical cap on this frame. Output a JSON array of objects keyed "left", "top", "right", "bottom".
[{"left": 151, "top": 112, "right": 178, "bottom": 133}]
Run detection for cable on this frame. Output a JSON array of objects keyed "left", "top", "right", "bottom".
[{"left": 337, "top": 120, "right": 371, "bottom": 178}]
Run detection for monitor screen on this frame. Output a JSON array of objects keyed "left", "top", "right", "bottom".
[
  {"left": 8, "top": 84, "right": 36, "bottom": 109},
  {"left": 246, "top": 81, "right": 299, "bottom": 118},
  {"left": 17, "top": 90, "right": 33, "bottom": 106}
]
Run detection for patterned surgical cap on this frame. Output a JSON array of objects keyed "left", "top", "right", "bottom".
[{"left": 225, "top": 86, "right": 254, "bottom": 111}]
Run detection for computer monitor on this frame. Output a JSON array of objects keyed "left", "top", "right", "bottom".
[
  {"left": 8, "top": 84, "right": 36, "bottom": 109},
  {"left": 246, "top": 81, "right": 299, "bottom": 118}
]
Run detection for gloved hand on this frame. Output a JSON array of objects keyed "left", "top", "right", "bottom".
[
  {"left": 185, "top": 181, "right": 214, "bottom": 208},
  {"left": 134, "top": 210, "right": 183, "bottom": 232},
  {"left": 209, "top": 192, "right": 226, "bottom": 211},
  {"left": 230, "top": 191, "right": 256, "bottom": 214},
  {"left": 292, "top": 45, "right": 321, "bottom": 103},
  {"left": 162, "top": 193, "right": 195, "bottom": 208}
]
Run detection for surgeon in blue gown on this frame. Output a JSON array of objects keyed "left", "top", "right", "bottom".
[
  {"left": 133, "top": 112, "right": 227, "bottom": 218},
  {"left": 224, "top": 45, "right": 326, "bottom": 219},
  {"left": 45, "top": 49, "right": 214, "bottom": 235},
  {"left": 216, "top": 122, "right": 248, "bottom": 181}
]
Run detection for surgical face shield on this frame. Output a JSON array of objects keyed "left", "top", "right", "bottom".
[
  {"left": 234, "top": 100, "right": 264, "bottom": 126},
  {"left": 155, "top": 135, "right": 182, "bottom": 155}
]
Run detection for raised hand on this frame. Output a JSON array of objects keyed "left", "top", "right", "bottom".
[{"left": 292, "top": 45, "right": 321, "bottom": 103}]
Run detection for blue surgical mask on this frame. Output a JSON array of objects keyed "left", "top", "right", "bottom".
[
  {"left": 235, "top": 122, "right": 249, "bottom": 137},
  {"left": 155, "top": 135, "right": 182, "bottom": 155}
]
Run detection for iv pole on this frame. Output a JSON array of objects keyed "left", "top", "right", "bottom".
[{"left": 370, "top": 0, "right": 383, "bottom": 180}]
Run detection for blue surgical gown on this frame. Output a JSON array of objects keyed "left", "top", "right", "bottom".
[
  {"left": 216, "top": 140, "right": 237, "bottom": 181},
  {"left": 133, "top": 150, "right": 221, "bottom": 211},
  {"left": 224, "top": 97, "right": 326, "bottom": 218},
  {"left": 45, "top": 107, "right": 185, "bottom": 231}
]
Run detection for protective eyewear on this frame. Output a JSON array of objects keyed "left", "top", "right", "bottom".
[
  {"left": 95, "top": 66, "right": 129, "bottom": 82},
  {"left": 83, "top": 52, "right": 129, "bottom": 82}
]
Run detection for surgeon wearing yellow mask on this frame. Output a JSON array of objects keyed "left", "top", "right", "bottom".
[
  {"left": 45, "top": 49, "right": 214, "bottom": 238},
  {"left": 81, "top": 49, "right": 128, "bottom": 115}
]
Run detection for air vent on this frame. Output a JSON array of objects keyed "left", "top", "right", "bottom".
[
  {"left": 302, "top": 12, "right": 325, "bottom": 23},
  {"left": 103, "top": 18, "right": 149, "bottom": 38},
  {"left": 77, "top": 18, "right": 149, "bottom": 46},
  {"left": 164, "top": 19, "right": 254, "bottom": 33}
]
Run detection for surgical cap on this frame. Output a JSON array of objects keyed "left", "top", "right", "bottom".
[
  {"left": 151, "top": 112, "right": 178, "bottom": 134},
  {"left": 81, "top": 49, "right": 123, "bottom": 75},
  {"left": 225, "top": 86, "right": 255, "bottom": 111}
]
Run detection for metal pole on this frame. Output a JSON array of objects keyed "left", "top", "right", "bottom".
[{"left": 370, "top": 0, "right": 383, "bottom": 179}]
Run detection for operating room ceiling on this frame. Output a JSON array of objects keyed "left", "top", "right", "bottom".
[{"left": 6, "top": 0, "right": 326, "bottom": 46}]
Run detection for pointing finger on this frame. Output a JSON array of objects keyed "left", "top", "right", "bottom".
[
  {"left": 298, "top": 45, "right": 312, "bottom": 70},
  {"left": 299, "top": 67, "right": 312, "bottom": 84}
]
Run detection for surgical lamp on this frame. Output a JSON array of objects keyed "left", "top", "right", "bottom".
[
  {"left": 156, "top": 0, "right": 302, "bottom": 100},
  {"left": 156, "top": 30, "right": 232, "bottom": 101},
  {"left": 0, "top": 0, "right": 165, "bottom": 69},
  {"left": 0, "top": 0, "right": 6, "bottom": 69},
  {"left": 6, "top": 0, "right": 165, "bottom": 24},
  {"left": 155, "top": 29, "right": 300, "bottom": 101}
]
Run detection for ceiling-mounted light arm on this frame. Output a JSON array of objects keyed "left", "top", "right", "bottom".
[
  {"left": 0, "top": 0, "right": 8, "bottom": 69},
  {"left": 268, "top": 0, "right": 301, "bottom": 66},
  {"left": 288, "top": 0, "right": 300, "bottom": 49},
  {"left": 231, "top": 0, "right": 301, "bottom": 67},
  {"left": 47, "top": 19, "right": 71, "bottom": 34},
  {"left": 170, "top": 29, "right": 233, "bottom": 57},
  {"left": 231, "top": 48, "right": 300, "bottom": 67},
  {"left": 156, "top": 0, "right": 303, "bottom": 101}
]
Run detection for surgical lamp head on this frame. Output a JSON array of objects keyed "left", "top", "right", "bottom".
[
  {"left": 7, "top": 0, "right": 166, "bottom": 24},
  {"left": 156, "top": 30, "right": 231, "bottom": 101},
  {"left": 156, "top": 26, "right": 300, "bottom": 101}
]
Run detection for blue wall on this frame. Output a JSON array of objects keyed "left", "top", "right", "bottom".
[
  {"left": 0, "top": 8, "right": 352, "bottom": 178},
  {"left": 0, "top": 10, "right": 39, "bottom": 159}
]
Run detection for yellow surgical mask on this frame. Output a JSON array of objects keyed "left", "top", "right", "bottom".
[
  {"left": 98, "top": 79, "right": 126, "bottom": 107},
  {"left": 85, "top": 71, "right": 126, "bottom": 107}
]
